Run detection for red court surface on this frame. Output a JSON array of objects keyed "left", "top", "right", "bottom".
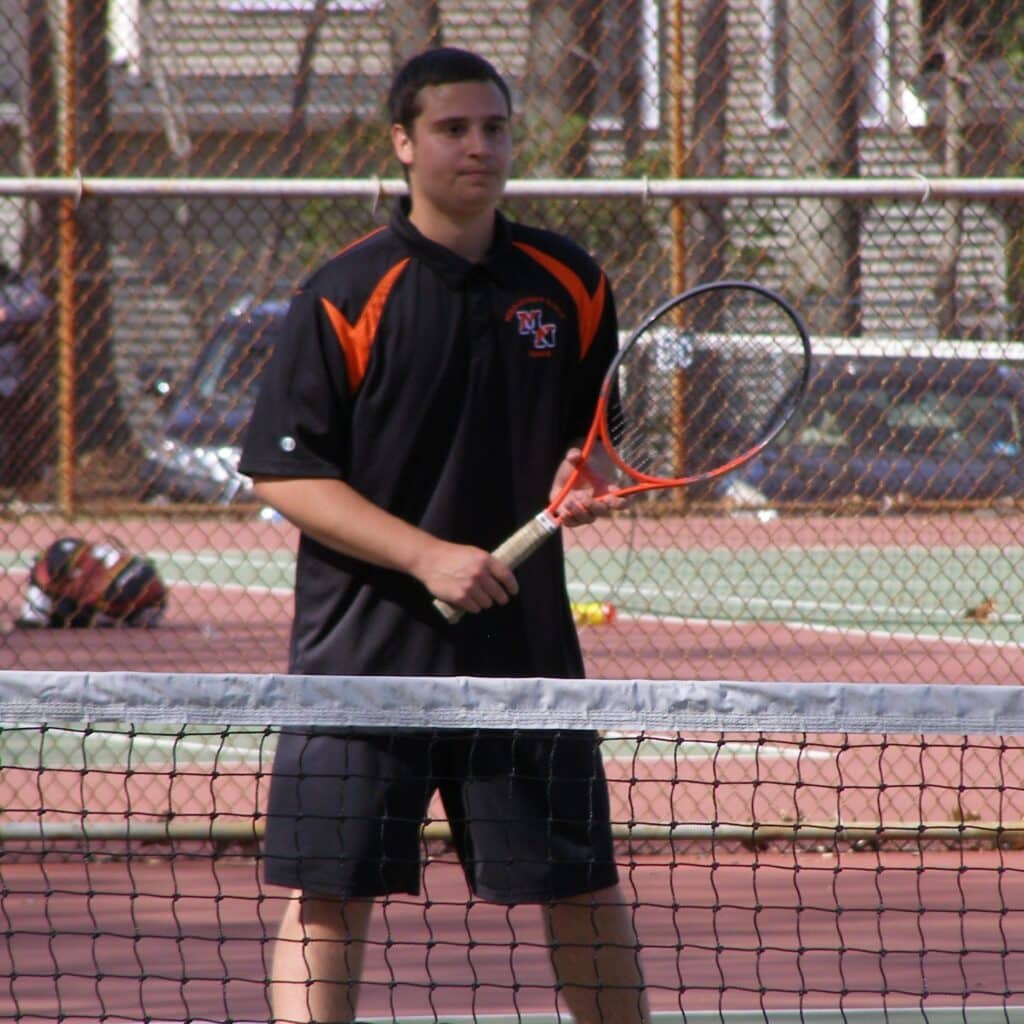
[{"left": 3, "top": 848, "right": 1023, "bottom": 1022}]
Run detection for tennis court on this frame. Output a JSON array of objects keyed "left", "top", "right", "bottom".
[
  {"left": 3, "top": 511, "right": 1024, "bottom": 1021},
  {"left": 4, "top": 674, "right": 1024, "bottom": 1022}
]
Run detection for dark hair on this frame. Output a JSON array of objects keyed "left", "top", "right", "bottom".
[{"left": 387, "top": 47, "right": 512, "bottom": 132}]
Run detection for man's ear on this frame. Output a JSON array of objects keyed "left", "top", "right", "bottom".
[{"left": 391, "top": 123, "right": 413, "bottom": 169}]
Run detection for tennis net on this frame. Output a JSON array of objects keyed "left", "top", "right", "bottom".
[{"left": 2, "top": 671, "right": 1024, "bottom": 1023}]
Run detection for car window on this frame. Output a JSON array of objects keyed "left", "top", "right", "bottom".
[
  {"left": 883, "top": 393, "right": 965, "bottom": 453},
  {"left": 882, "top": 393, "right": 1021, "bottom": 455},
  {"left": 792, "top": 402, "right": 854, "bottom": 448},
  {"left": 784, "top": 391, "right": 885, "bottom": 450},
  {"left": 787, "top": 382, "right": 1022, "bottom": 459},
  {"left": 959, "top": 396, "right": 1021, "bottom": 456},
  {"left": 195, "top": 317, "right": 278, "bottom": 402}
]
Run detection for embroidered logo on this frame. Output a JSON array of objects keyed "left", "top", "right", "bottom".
[{"left": 516, "top": 308, "right": 557, "bottom": 353}]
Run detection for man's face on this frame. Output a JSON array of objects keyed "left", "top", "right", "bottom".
[{"left": 391, "top": 80, "right": 512, "bottom": 222}]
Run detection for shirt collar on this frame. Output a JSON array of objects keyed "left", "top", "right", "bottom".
[{"left": 389, "top": 197, "right": 510, "bottom": 286}]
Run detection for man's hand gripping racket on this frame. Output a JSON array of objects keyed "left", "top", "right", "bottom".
[{"left": 434, "top": 280, "right": 812, "bottom": 624}]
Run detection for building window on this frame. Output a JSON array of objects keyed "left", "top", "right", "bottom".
[
  {"left": 766, "top": 0, "right": 790, "bottom": 123},
  {"left": 222, "top": 1, "right": 383, "bottom": 11},
  {"left": 763, "top": 0, "right": 892, "bottom": 127},
  {"left": 860, "top": 0, "right": 891, "bottom": 125},
  {"left": 109, "top": 0, "right": 141, "bottom": 75},
  {"left": 587, "top": 0, "right": 661, "bottom": 133}
]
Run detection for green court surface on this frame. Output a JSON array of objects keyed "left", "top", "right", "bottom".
[
  {"left": 0, "top": 721, "right": 272, "bottom": 771},
  {"left": 0, "top": 723, "right": 814, "bottom": 774},
  {"left": 4, "top": 538, "right": 1022, "bottom": 644},
  {"left": 565, "top": 543, "right": 1024, "bottom": 644}
]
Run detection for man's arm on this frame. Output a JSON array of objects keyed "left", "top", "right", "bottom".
[{"left": 251, "top": 476, "right": 519, "bottom": 614}]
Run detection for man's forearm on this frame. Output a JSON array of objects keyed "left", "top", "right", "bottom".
[
  {"left": 250, "top": 475, "right": 519, "bottom": 610},
  {"left": 251, "top": 476, "right": 436, "bottom": 577}
]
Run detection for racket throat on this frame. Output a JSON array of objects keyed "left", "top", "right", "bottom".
[{"left": 536, "top": 509, "right": 559, "bottom": 534}]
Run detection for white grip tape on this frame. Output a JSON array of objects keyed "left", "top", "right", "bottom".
[{"left": 433, "top": 512, "right": 560, "bottom": 625}]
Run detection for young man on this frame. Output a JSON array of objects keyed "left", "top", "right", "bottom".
[{"left": 239, "top": 47, "right": 649, "bottom": 1024}]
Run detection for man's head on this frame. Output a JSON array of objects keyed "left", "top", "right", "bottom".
[
  {"left": 389, "top": 48, "right": 513, "bottom": 233},
  {"left": 387, "top": 47, "right": 512, "bottom": 135}
]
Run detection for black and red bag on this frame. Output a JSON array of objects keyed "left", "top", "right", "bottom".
[{"left": 17, "top": 537, "right": 167, "bottom": 628}]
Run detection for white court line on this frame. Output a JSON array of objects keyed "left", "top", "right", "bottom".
[
  {"left": 569, "top": 580, "right": 1024, "bottom": 648},
  {"left": 601, "top": 735, "right": 833, "bottom": 761},
  {"left": 571, "top": 576, "right": 1023, "bottom": 624},
  {"left": 23, "top": 727, "right": 267, "bottom": 768},
  {"left": 625, "top": 607, "right": 1024, "bottom": 650},
  {"left": 3, "top": 550, "right": 1014, "bottom": 647},
  {"left": 168, "top": 577, "right": 1022, "bottom": 650}
]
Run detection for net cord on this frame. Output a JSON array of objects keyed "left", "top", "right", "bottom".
[{"left": 1, "top": 671, "right": 1022, "bottom": 734}]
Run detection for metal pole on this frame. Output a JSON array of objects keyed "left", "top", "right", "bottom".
[
  {"left": 667, "top": 2, "right": 688, "bottom": 499},
  {"left": 667, "top": 0, "right": 687, "bottom": 296},
  {"left": 0, "top": 176, "right": 1022, "bottom": 202},
  {"left": 57, "top": 0, "right": 76, "bottom": 515},
  {"left": 0, "top": 817, "right": 1017, "bottom": 847}
]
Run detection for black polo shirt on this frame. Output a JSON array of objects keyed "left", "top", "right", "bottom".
[{"left": 239, "top": 199, "right": 617, "bottom": 678}]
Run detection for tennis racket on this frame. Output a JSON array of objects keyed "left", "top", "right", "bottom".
[{"left": 435, "top": 279, "right": 812, "bottom": 624}]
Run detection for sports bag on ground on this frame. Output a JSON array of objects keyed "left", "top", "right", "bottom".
[{"left": 17, "top": 537, "right": 167, "bottom": 628}]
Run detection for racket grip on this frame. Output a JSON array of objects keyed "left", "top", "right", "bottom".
[{"left": 433, "top": 512, "right": 560, "bottom": 625}]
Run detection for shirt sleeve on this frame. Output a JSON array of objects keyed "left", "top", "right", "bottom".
[{"left": 238, "top": 288, "right": 353, "bottom": 480}]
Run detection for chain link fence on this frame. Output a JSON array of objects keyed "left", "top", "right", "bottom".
[{"left": 0, "top": 0, "right": 1022, "bottom": 682}]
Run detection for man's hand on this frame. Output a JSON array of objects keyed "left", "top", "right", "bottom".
[
  {"left": 411, "top": 537, "right": 519, "bottom": 614},
  {"left": 252, "top": 476, "right": 518, "bottom": 614},
  {"left": 550, "top": 446, "right": 626, "bottom": 527}
]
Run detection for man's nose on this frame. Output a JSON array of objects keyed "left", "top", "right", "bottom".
[{"left": 466, "top": 126, "right": 492, "bottom": 153}]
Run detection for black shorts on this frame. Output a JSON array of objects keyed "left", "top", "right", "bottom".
[{"left": 262, "top": 728, "right": 619, "bottom": 904}]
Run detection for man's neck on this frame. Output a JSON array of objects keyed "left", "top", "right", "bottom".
[{"left": 408, "top": 206, "right": 495, "bottom": 263}]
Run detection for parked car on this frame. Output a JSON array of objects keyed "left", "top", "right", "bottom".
[
  {"left": 725, "top": 350, "right": 1024, "bottom": 508},
  {"left": 0, "top": 265, "right": 52, "bottom": 486},
  {"left": 140, "top": 298, "right": 286, "bottom": 503},
  {"left": 0, "top": 264, "right": 50, "bottom": 396},
  {"left": 143, "top": 302, "right": 1024, "bottom": 511}
]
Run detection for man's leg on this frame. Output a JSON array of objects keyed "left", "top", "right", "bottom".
[
  {"left": 269, "top": 889, "right": 374, "bottom": 1024},
  {"left": 543, "top": 883, "right": 650, "bottom": 1024}
]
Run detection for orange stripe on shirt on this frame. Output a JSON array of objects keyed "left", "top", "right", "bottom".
[
  {"left": 333, "top": 226, "right": 387, "bottom": 260},
  {"left": 320, "top": 258, "right": 410, "bottom": 394},
  {"left": 513, "top": 242, "right": 607, "bottom": 360}
]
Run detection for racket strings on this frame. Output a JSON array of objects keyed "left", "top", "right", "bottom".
[
  {"left": 609, "top": 290, "right": 809, "bottom": 484},
  {"left": 608, "top": 405, "right": 662, "bottom": 478}
]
